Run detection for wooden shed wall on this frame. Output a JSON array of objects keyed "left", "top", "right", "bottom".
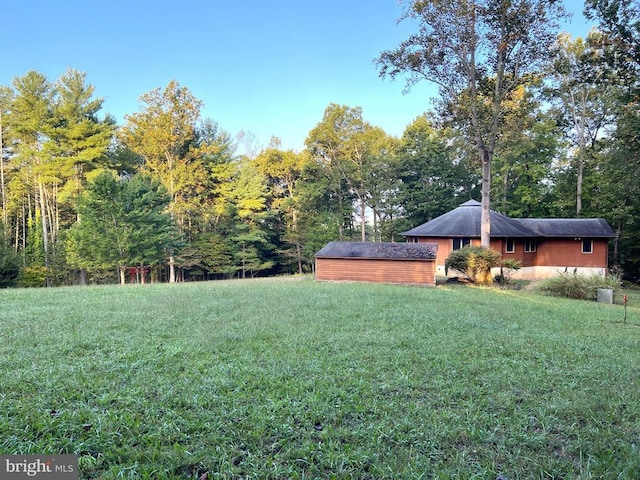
[{"left": 315, "top": 258, "right": 435, "bottom": 286}]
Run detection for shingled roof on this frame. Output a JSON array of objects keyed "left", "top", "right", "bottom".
[
  {"left": 315, "top": 241, "right": 437, "bottom": 259},
  {"left": 400, "top": 200, "right": 616, "bottom": 239},
  {"left": 518, "top": 218, "right": 615, "bottom": 238}
]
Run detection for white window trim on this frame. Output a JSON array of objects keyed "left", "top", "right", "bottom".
[
  {"left": 505, "top": 238, "right": 515, "bottom": 254},
  {"left": 525, "top": 239, "right": 537, "bottom": 253}
]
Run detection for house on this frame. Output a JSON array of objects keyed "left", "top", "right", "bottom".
[
  {"left": 400, "top": 200, "right": 616, "bottom": 280},
  {"left": 315, "top": 241, "right": 438, "bottom": 286}
]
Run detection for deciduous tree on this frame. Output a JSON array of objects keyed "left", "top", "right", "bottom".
[
  {"left": 394, "top": 115, "right": 466, "bottom": 232},
  {"left": 547, "top": 33, "right": 615, "bottom": 217},
  {"left": 377, "top": 0, "right": 566, "bottom": 246},
  {"left": 119, "top": 80, "right": 206, "bottom": 281},
  {"left": 254, "top": 142, "right": 311, "bottom": 273},
  {"left": 306, "top": 104, "right": 393, "bottom": 241}
]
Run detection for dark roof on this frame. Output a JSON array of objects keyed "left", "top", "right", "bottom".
[
  {"left": 315, "top": 241, "right": 437, "bottom": 259},
  {"left": 400, "top": 200, "right": 616, "bottom": 239},
  {"left": 519, "top": 218, "right": 615, "bottom": 238}
]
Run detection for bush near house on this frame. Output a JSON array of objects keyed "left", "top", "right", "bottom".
[
  {"left": 536, "top": 272, "right": 622, "bottom": 301},
  {"left": 495, "top": 258, "right": 522, "bottom": 286},
  {"left": 445, "top": 245, "right": 501, "bottom": 284}
]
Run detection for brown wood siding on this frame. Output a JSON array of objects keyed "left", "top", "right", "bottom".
[{"left": 316, "top": 258, "right": 435, "bottom": 285}]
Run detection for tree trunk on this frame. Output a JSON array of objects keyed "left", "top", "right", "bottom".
[
  {"left": 360, "top": 198, "right": 366, "bottom": 241},
  {"left": 337, "top": 186, "right": 344, "bottom": 241},
  {"left": 480, "top": 151, "right": 492, "bottom": 248},
  {"left": 169, "top": 255, "right": 176, "bottom": 283},
  {"left": 0, "top": 111, "right": 7, "bottom": 231},
  {"left": 38, "top": 182, "right": 51, "bottom": 286},
  {"left": 576, "top": 149, "right": 584, "bottom": 217},
  {"left": 373, "top": 208, "right": 378, "bottom": 242}
]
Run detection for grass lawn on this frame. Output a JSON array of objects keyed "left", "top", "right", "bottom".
[{"left": 1, "top": 277, "right": 640, "bottom": 479}]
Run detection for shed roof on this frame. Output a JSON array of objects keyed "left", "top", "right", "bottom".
[
  {"left": 400, "top": 200, "right": 616, "bottom": 239},
  {"left": 315, "top": 241, "right": 437, "bottom": 260}
]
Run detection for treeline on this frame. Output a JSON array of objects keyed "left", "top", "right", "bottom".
[{"left": 0, "top": 2, "right": 638, "bottom": 286}]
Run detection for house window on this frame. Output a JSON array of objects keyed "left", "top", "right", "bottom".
[
  {"left": 452, "top": 238, "right": 471, "bottom": 250},
  {"left": 524, "top": 239, "right": 537, "bottom": 253},
  {"left": 582, "top": 239, "right": 593, "bottom": 254},
  {"left": 505, "top": 238, "right": 515, "bottom": 253}
]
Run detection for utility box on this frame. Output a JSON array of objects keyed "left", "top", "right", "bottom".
[{"left": 597, "top": 288, "right": 613, "bottom": 304}]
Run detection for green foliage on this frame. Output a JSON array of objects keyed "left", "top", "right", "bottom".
[
  {"left": 377, "top": 0, "right": 566, "bottom": 246},
  {"left": 445, "top": 246, "right": 502, "bottom": 284},
  {"left": 395, "top": 115, "right": 468, "bottom": 227},
  {"left": 15, "top": 266, "right": 47, "bottom": 288},
  {"left": 491, "top": 93, "right": 560, "bottom": 218},
  {"left": 305, "top": 103, "right": 395, "bottom": 241},
  {"left": 0, "top": 227, "right": 19, "bottom": 288},
  {"left": 536, "top": 272, "right": 622, "bottom": 301},
  {"left": 180, "top": 232, "right": 236, "bottom": 279},
  {"left": 494, "top": 258, "right": 523, "bottom": 286},
  {"left": 67, "top": 172, "right": 180, "bottom": 282}
]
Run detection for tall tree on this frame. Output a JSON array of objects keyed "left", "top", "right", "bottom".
[
  {"left": 377, "top": 0, "right": 565, "bottom": 246},
  {"left": 305, "top": 104, "right": 361, "bottom": 240},
  {"left": 489, "top": 85, "right": 560, "bottom": 217},
  {"left": 51, "top": 68, "right": 115, "bottom": 216},
  {"left": 583, "top": 0, "right": 640, "bottom": 278},
  {"left": 254, "top": 142, "right": 311, "bottom": 273},
  {"left": 4, "top": 70, "right": 113, "bottom": 285},
  {"left": 229, "top": 161, "right": 275, "bottom": 278},
  {"left": 0, "top": 86, "right": 12, "bottom": 234},
  {"left": 395, "top": 115, "right": 467, "bottom": 231},
  {"left": 7, "top": 71, "right": 56, "bottom": 282},
  {"left": 547, "top": 32, "right": 615, "bottom": 217},
  {"left": 119, "top": 80, "right": 205, "bottom": 282},
  {"left": 306, "top": 104, "right": 391, "bottom": 241}
]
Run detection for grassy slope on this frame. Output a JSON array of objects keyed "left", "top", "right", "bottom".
[{"left": 1, "top": 278, "right": 639, "bottom": 479}]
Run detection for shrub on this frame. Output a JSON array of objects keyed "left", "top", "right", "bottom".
[
  {"left": 445, "top": 246, "right": 501, "bottom": 284},
  {"left": 495, "top": 259, "right": 522, "bottom": 285},
  {"left": 16, "top": 266, "right": 47, "bottom": 288},
  {"left": 536, "top": 272, "right": 622, "bottom": 301}
]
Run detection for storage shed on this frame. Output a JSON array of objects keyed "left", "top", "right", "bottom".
[{"left": 315, "top": 241, "right": 438, "bottom": 286}]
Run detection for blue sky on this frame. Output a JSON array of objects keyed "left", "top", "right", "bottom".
[{"left": 2, "top": 1, "right": 594, "bottom": 153}]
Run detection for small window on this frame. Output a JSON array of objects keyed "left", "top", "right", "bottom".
[
  {"left": 505, "top": 238, "right": 515, "bottom": 253},
  {"left": 525, "top": 239, "right": 537, "bottom": 253},
  {"left": 453, "top": 238, "right": 471, "bottom": 250},
  {"left": 582, "top": 239, "right": 593, "bottom": 254}
]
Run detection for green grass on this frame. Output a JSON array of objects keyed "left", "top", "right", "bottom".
[{"left": 1, "top": 277, "right": 640, "bottom": 479}]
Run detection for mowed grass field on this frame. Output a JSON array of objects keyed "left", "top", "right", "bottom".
[{"left": 1, "top": 277, "right": 640, "bottom": 479}]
